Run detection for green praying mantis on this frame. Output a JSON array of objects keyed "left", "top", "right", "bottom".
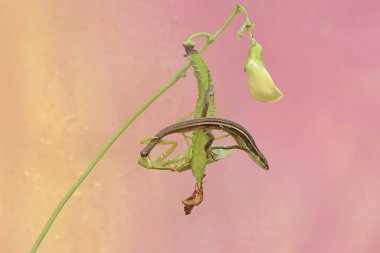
[
  {"left": 138, "top": 45, "right": 226, "bottom": 213},
  {"left": 138, "top": 8, "right": 284, "bottom": 215},
  {"left": 138, "top": 40, "right": 278, "bottom": 214},
  {"left": 138, "top": 45, "right": 222, "bottom": 175}
]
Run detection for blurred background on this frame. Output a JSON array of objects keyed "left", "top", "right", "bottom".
[{"left": 1, "top": 0, "right": 379, "bottom": 252}]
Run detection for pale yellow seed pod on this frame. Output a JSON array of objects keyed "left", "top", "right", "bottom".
[{"left": 244, "top": 42, "right": 283, "bottom": 102}]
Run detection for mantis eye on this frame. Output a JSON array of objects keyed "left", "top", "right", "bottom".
[{"left": 244, "top": 42, "right": 283, "bottom": 102}]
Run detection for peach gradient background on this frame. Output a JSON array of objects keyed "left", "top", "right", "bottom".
[{"left": 1, "top": 1, "right": 379, "bottom": 252}]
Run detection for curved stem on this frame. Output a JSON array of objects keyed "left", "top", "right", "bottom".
[
  {"left": 237, "top": 4, "right": 257, "bottom": 45},
  {"left": 210, "top": 4, "right": 241, "bottom": 43},
  {"left": 30, "top": 4, "right": 253, "bottom": 252},
  {"left": 237, "top": 4, "right": 251, "bottom": 22},
  {"left": 184, "top": 32, "right": 213, "bottom": 46},
  {"left": 30, "top": 63, "right": 190, "bottom": 253}
]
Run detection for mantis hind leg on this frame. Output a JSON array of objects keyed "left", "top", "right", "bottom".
[
  {"left": 214, "top": 133, "right": 230, "bottom": 140},
  {"left": 178, "top": 111, "right": 195, "bottom": 121}
]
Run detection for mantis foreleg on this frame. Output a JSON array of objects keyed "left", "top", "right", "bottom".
[{"left": 139, "top": 137, "right": 178, "bottom": 162}]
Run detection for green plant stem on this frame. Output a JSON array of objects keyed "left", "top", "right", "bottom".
[
  {"left": 237, "top": 4, "right": 257, "bottom": 45},
  {"left": 246, "top": 28, "right": 257, "bottom": 45},
  {"left": 30, "top": 4, "right": 250, "bottom": 252},
  {"left": 30, "top": 64, "right": 189, "bottom": 253},
  {"left": 184, "top": 32, "right": 213, "bottom": 46}
]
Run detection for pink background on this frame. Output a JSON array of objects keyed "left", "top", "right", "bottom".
[{"left": 1, "top": 0, "right": 379, "bottom": 252}]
